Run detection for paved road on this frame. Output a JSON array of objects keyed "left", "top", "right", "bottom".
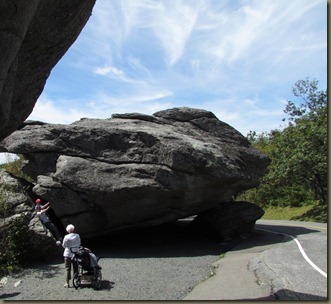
[
  {"left": 1, "top": 219, "right": 327, "bottom": 301},
  {"left": 184, "top": 219, "right": 327, "bottom": 300},
  {"left": 253, "top": 220, "right": 327, "bottom": 300}
]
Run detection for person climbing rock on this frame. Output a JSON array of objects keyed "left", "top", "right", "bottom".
[{"left": 35, "top": 198, "right": 63, "bottom": 246}]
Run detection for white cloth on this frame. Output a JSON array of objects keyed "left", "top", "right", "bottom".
[{"left": 62, "top": 233, "right": 81, "bottom": 258}]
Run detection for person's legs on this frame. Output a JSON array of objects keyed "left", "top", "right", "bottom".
[
  {"left": 44, "top": 221, "right": 63, "bottom": 242},
  {"left": 64, "top": 258, "right": 72, "bottom": 287}
]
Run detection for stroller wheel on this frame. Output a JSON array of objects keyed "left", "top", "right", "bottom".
[
  {"left": 92, "top": 270, "right": 102, "bottom": 290},
  {"left": 73, "top": 273, "right": 80, "bottom": 289}
]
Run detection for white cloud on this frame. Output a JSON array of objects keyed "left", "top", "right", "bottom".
[
  {"left": 94, "top": 65, "right": 125, "bottom": 77},
  {"left": 96, "top": 89, "right": 173, "bottom": 106},
  {"left": 122, "top": 0, "right": 198, "bottom": 65},
  {"left": 75, "top": 0, "right": 326, "bottom": 85},
  {"left": 196, "top": 94, "right": 288, "bottom": 136},
  {"left": 93, "top": 64, "right": 151, "bottom": 85},
  {"left": 127, "top": 56, "right": 151, "bottom": 76},
  {"left": 149, "top": 1, "right": 198, "bottom": 65},
  {"left": 32, "top": 0, "right": 326, "bottom": 137},
  {"left": 28, "top": 89, "right": 175, "bottom": 125},
  {"left": 198, "top": 0, "right": 326, "bottom": 71},
  {"left": 29, "top": 96, "right": 96, "bottom": 124}
]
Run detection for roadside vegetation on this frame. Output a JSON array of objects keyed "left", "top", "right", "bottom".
[{"left": 237, "top": 78, "right": 327, "bottom": 223}]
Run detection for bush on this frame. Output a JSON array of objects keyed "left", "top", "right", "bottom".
[
  {"left": 0, "top": 213, "right": 33, "bottom": 276},
  {"left": 236, "top": 183, "right": 316, "bottom": 209},
  {"left": 2, "top": 154, "right": 33, "bottom": 183},
  {"left": 0, "top": 167, "right": 34, "bottom": 276}
]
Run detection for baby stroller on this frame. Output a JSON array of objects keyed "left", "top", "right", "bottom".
[{"left": 70, "top": 246, "right": 102, "bottom": 290}]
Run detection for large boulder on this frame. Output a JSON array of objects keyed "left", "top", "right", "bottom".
[
  {"left": 188, "top": 201, "right": 265, "bottom": 240},
  {"left": 0, "top": 107, "right": 270, "bottom": 239},
  {"left": 0, "top": 0, "right": 96, "bottom": 140}
]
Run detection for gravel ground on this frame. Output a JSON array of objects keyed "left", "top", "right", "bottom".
[{"left": 0, "top": 219, "right": 237, "bottom": 301}]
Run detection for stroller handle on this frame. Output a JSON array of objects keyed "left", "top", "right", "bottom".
[{"left": 70, "top": 246, "right": 83, "bottom": 253}]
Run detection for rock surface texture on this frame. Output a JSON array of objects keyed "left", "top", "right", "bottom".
[
  {"left": 0, "top": 0, "right": 96, "bottom": 141},
  {"left": 189, "top": 201, "right": 266, "bottom": 240},
  {"left": 0, "top": 108, "right": 270, "bottom": 240},
  {"left": 0, "top": 170, "right": 63, "bottom": 257}
]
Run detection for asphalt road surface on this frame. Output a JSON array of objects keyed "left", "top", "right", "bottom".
[
  {"left": 185, "top": 219, "right": 327, "bottom": 300},
  {"left": 253, "top": 219, "right": 327, "bottom": 300},
  {"left": 1, "top": 219, "right": 327, "bottom": 301}
]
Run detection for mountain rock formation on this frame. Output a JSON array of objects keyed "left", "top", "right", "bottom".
[
  {"left": 0, "top": 0, "right": 96, "bottom": 141},
  {"left": 0, "top": 107, "right": 269, "bottom": 244},
  {"left": 0, "top": 169, "right": 63, "bottom": 258}
]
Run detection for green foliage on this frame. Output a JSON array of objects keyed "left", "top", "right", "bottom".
[
  {"left": 262, "top": 204, "right": 327, "bottom": 223},
  {"left": 275, "top": 79, "right": 327, "bottom": 204},
  {"left": 284, "top": 78, "right": 327, "bottom": 121},
  {"left": 237, "top": 183, "right": 316, "bottom": 209},
  {"left": 2, "top": 154, "right": 33, "bottom": 183},
  {"left": 290, "top": 203, "right": 327, "bottom": 223},
  {"left": 0, "top": 173, "right": 33, "bottom": 276},
  {"left": 239, "top": 78, "right": 327, "bottom": 216},
  {"left": 0, "top": 214, "right": 33, "bottom": 276},
  {"left": 262, "top": 205, "right": 314, "bottom": 220}
]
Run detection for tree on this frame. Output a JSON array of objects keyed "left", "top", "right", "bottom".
[
  {"left": 242, "top": 78, "right": 327, "bottom": 207},
  {"left": 279, "top": 78, "right": 327, "bottom": 204},
  {"left": 284, "top": 78, "right": 327, "bottom": 121}
]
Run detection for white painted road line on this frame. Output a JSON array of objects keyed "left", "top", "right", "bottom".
[{"left": 255, "top": 228, "right": 327, "bottom": 278}]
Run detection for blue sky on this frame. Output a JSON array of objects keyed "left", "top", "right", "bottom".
[
  {"left": 29, "top": 0, "right": 327, "bottom": 135},
  {"left": 1, "top": 0, "right": 327, "bottom": 164}
]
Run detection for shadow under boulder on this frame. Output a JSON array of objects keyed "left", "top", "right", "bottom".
[{"left": 188, "top": 201, "right": 265, "bottom": 241}]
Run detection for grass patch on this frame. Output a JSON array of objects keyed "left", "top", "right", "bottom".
[{"left": 262, "top": 204, "right": 327, "bottom": 223}]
